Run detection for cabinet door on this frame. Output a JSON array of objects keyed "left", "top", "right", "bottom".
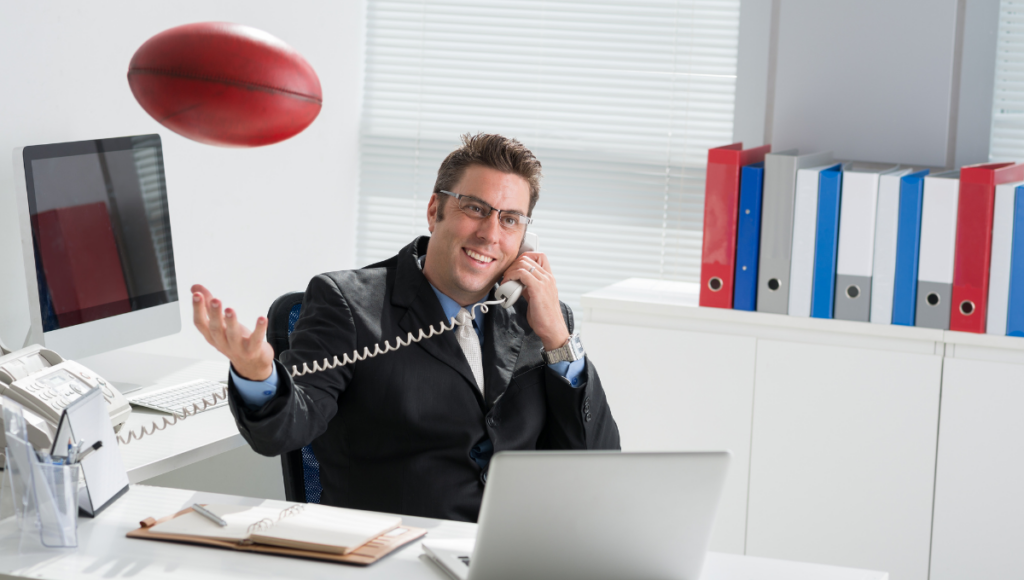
[
  {"left": 746, "top": 340, "right": 941, "bottom": 580},
  {"left": 930, "top": 357, "right": 1024, "bottom": 580},
  {"left": 585, "top": 322, "right": 756, "bottom": 554}
]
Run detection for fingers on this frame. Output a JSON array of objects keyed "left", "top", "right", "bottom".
[
  {"left": 520, "top": 251, "right": 551, "bottom": 273},
  {"left": 223, "top": 308, "right": 246, "bottom": 351},
  {"left": 191, "top": 285, "right": 267, "bottom": 365},
  {"left": 207, "top": 297, "right": 227, "bottom": 349},
  {"left": 503, "top": 255, "right": 548, "bottom": 285},
  {"left": 192, "top": 291, "right": 211, "bottom": 341},
  {"left": 191, "top": 284, "right": 213, "bottom": 301},
  {"left": 246, "top": 316, "right": 269, "bottom": 355}
]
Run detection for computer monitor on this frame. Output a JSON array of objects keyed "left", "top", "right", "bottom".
[{"left": 10, "top": 134, "right": 180, "bottom": 360}]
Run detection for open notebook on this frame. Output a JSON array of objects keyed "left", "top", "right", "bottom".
[{"left": 143, "top": 503, "right": 407, "bottom": 556}]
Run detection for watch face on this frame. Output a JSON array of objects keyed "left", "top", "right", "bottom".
[{"left": 570, "top": 334, "right": 584, "bottom": 357}]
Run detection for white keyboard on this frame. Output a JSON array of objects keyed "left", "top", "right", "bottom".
[{"left": 127, "top": 378, "right": 229, "bottom": 417}]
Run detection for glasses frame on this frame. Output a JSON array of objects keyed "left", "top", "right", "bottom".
[{"left": 437, "top": 190, "right": 534, "bottom": 231}]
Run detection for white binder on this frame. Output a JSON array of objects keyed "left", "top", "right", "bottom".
[
  {"left": 834, "top": 163, "right": 901, "bottom": 322},
  {"left": 916, "top": 170, "right": 960, "bottom": 329},
  {"left": 986, "top": 181, "right": 1022, "bottom": 335},
  {"left": 870, "top": 169, "right": 913, "bottom": 324},
  {"left": 788, "top": 164, "right": 839, "bottom": 318}
]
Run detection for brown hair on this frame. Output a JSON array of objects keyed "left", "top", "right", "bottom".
[{"left": 433, "top": 132, "right": 542, "bottom": 219}]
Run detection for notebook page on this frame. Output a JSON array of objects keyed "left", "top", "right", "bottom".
[
  {"left": 149, "top": 504, "right": 284, "bottom": 542},
  {"left": 249, "top": 504, "right": 402, "bottom": 554}
]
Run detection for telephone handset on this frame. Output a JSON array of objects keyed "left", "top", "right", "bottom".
[
  {"left": 0, "top": 344, "right": 132, "bottom": 453},
  {"left": 494, "top": 231, "right": 538, "bottom": 308}
]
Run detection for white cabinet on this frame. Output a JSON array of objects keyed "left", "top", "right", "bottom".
[
  {"left": 929, "top": 354, "right": 1024, "bottom": 580},
  {"left": 581, "top": 278, "right": 1024, "bottom": 580},
  {"left": 746, "top": 340, "right": 941, "bottom": 580}
]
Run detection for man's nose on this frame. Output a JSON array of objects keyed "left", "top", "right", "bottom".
[{"left": 475, "top": 211, "right": 503, "bottom": 241}]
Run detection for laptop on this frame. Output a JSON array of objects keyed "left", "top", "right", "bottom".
[{"left": 422, "top": 451, "right": 730, "bottom": 580}]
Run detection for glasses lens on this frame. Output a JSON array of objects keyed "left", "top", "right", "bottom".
[
  {"left": 458, "top": 196, "right": 491, "bottom": 219},
  {"left": 498, "top": 212, "right": 527, "bottom": 231}
]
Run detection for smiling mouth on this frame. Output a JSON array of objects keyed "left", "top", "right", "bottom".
[{"left": 463, "top": 248, "right": 495, "bottom": 265}]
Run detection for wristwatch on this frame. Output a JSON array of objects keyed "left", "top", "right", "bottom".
[{"left": 542, "top": 332, "right": 585, "bottom": 364}]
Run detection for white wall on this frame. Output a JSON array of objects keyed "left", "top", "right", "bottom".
[{"left": 0, "top": 1, "right": 365, "bottom": 359}]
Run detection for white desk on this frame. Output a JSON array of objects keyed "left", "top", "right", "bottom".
[{"left": 0, "top": 485, "right": 887, "bottom": 580}]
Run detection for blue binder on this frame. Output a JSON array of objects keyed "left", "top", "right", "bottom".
[
  {"left": 734, "top": 162, "right": 765, "bottom": 311},
  {"left": 810, "top": 165, "right": 843, "bottom": 319},
  {"left": 1008, "top": 185, "right": 1024, "bottom": 337},
  {"left": 891, "top": 170, "right": 930, "bottom": 326}
]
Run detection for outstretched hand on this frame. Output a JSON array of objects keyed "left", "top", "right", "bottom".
[{"left": 191, "top": 284, "right": 275, "bottom": 381}]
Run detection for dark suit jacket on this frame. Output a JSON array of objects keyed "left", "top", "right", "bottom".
[{"left": 228, "top": 236, "right": 620, "bottom": 522}]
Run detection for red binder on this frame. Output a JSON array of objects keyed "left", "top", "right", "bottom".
[
  {"left": 950, "top": 162, "right": 1024, "bottom": 333},
  {"left": 700, "top": 142, "right": 771, "bottom": 308}
]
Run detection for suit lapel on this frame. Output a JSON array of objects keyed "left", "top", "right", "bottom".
[
  {"left": 483, "top": 299, "right": 524, "bottom": 408},
  {"left": 393, "top": 237, "right": 483, "bottom": 399}
]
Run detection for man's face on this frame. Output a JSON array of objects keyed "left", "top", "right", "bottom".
[{"left": 424, "top": 164, "right": 530, "bottom": 305}]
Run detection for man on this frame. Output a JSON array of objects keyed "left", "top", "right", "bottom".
[{"left": 192, "top": 133, "right": 620, "bottom": 523}]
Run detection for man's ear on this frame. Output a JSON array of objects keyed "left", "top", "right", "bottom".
[{"left": 426, "top": 193, "right": 439, "bottom": 233}]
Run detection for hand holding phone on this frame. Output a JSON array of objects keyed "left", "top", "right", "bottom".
[{"left": 495, "top": 232, "right": 538, "bottom": 308}]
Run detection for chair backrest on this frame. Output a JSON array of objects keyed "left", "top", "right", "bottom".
[
  {"left": 267, "top": 291, "right": 304, "bottom": 360},
  {"left": 267, "top": 291, "right": 323, "bottom": 504}
]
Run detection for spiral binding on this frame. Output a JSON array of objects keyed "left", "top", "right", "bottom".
[
  {"left": 117, "top": 301, "right": 499, "bottom": 446},
  {"left": 246, "top": 503, "right": 307, "bottom": 535}
]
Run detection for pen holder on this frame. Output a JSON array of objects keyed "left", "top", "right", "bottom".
[
  {"left": 2, "top": 446, "right": 81, "bottom": 549},
  {"left": 2, "top": 397, "right": 82, "bottom": 550},
  {"left": 32, "top": 459, "right": 81, "bottom": 548}
]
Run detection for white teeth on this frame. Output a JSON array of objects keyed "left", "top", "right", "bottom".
[{"left": 465, "top": 249, "right": 494, "bottom": 263}]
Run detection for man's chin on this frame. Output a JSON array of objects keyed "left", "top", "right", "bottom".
[{"left": 454, "top": 276, "right": 499, "bottom": 298}]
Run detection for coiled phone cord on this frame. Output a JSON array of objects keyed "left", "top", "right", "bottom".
[{"left": 117, "top": 301, "right": 501, "bottom": 445}]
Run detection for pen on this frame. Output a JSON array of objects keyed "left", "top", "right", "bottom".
[
  {"left": 191, "top": 503, "right": 228, "bottom": 527},
  {"left": 75, "top": 441, "right": 102, "bottom": 463},
  {"left": 67, "top": 440, "right": 84, "bottom": 464}
]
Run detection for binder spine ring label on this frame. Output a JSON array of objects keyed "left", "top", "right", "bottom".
[
  {"left": 926, "top": 293, "right": 941, "bottom": 306},
  {"left": 767, "top": 278, "right": 781, "bottom": 291},
  {"left": 846, "top": 285, "right": 860, "bottom": 299},
  {"left": 708, "top": 277, "right": 723, "bottom": 292},
  {"left": 959, "top": 300, "right": 975, "bottom": 316}
]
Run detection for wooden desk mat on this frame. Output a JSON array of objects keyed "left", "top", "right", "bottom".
[{"left": 127, "top": 506, "right": 427, "bottom": 566}]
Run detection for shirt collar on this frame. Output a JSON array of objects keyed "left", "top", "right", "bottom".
[{"left": 418, "top": 255, "right": 487, "bottom": 334}]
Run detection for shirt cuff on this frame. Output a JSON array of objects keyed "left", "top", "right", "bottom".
[
  {"left": 548, "top": 356, "right": 586, "bottom": 388},
  {"left": 229, "top": 364, "right": 280, "bottom": 409}
]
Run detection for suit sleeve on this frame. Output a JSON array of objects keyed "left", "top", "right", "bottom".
[
  {"left": 227, "top": 274, "right": 357, "bottom": 456},
  {"left": 538, "top": 302, "right": 621, "bottom": 450}
]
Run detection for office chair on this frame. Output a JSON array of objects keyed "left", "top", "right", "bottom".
[{"left": 267, "top": 291, "right": 323, "bottom": 504}]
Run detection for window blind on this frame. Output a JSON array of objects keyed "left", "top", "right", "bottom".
[
  {"left": 991, "top": 0, "right": 1024, "bottom": 162},
  {"left": 358, "top": 0, "right": 740, "bottom": 308}
]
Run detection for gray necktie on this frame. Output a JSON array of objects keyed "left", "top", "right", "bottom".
[{"left": 456, "top": 308, "right": 485, "bottom": 393}]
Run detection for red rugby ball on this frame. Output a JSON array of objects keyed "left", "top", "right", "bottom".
[{"left": 128, "top": 22, "right": 322, "bottom": 147}]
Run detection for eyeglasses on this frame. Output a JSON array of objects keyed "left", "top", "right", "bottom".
[{"left": 438, "top": 190, "right": 533, "bottom": 232}]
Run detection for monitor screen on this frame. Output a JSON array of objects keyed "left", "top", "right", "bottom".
[{"left": 21, "top": 135, "right": 177, "bottom": 333}]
